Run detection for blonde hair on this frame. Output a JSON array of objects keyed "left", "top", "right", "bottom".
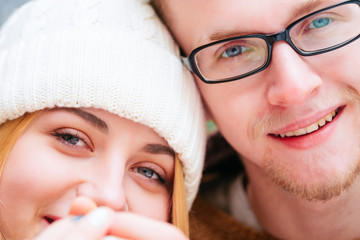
[
  {"left": 0, "top": 111, "right": 40, "bottom": 240},
  {"left": 172, "top": 154, "right": 189, "bottom": 237},
  {"left": 0, "top": 111, "right": 189, "bottom": 237},
  {"left": 0, "top": 112, "right": 41, "bottom": 174}
]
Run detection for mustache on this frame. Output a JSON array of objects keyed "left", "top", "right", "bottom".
[{"left": 250, "top": 86, "right": 360, "bottom": 140}]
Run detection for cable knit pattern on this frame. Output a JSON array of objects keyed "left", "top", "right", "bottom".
[{"left": 0, "top": 0, "right": 206, "bottom": 209}]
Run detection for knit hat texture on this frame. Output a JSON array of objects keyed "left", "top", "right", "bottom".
[{"left": 0, "top": 0, "right": 206, "bottom": 209}]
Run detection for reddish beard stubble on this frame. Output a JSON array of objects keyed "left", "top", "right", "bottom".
[{"left": 251, "top": 86, "right": 360, "bottom": 201}]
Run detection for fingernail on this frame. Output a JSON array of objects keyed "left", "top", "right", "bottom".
[
  {"left": 71, "top": 215, "right": 84, "bottom": 222},
  {"left": 87, "top": 207, "right": 111, "bottom": 227}
]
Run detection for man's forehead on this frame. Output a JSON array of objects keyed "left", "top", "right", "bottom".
[
  {"left": 164, "top": 0, "right": 339, "bottom": 22},
  {"left": 160, "top": 0, "right": 342, "bottom": 52},
  {"left": 192, "top": 0, "right": 340, "bottom": 44},
  {"left": 291, "top": 0, "right": 338, "bottom": 20}
]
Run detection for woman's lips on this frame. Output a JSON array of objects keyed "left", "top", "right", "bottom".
[{"left": 43, "top": 215, "right": 60, "bottom": 224}]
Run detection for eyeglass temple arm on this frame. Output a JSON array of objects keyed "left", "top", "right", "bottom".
[{"left": 180, "top": 57, "right": 194, "bottom": 72}]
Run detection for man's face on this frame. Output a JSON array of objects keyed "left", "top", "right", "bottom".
[{"left": 165, "top": 0, "right": 360, "bottom": 200}]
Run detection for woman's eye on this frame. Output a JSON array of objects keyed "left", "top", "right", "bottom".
[
  {"left": 308, "top": 17, "right": 331, "bottom": 29},
  {"left": 136, "top": 167, "right": 166, "bottom": 184},
  {"left": 138, "top": 167, "right": 155, "bottom": 178},
  {"left": 61, "top": 134, "right": 84, "bottom": 146},
  {"left": 52, "top": 129, "right": 92, "bottom": 151}
]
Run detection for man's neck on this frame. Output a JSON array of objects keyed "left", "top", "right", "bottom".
[{"left": 245, "top": 162, "right": 360, "bottom": 240}]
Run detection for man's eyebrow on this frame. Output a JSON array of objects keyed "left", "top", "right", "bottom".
[
  {"left": 208, "top": 30, "right": 250, "bottom": 42},
  {"left": 143, "top": 144, "right": 175, "bottom": 157},
  {"left": 50, "top": 108, "right": 109, "bottom": 134},
  {"left": 292, "top": 0, "right": 329, "bottom": 20},
  {"left": 206, "top": 0, "right": 330, "bottom": 44}
]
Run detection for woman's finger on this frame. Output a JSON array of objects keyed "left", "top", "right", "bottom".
[
  {"left": 65, "top": 207, "right": 114, "bottom": 240},
  {"left": 34, "top": 207, "right": 114, "bottom": 240},
  {"left": 32, "top": 218, "right": 76, "bottom": 240},
  {"left": 103, "top": 236, "right": 128, "bottom": 240},
  {"left": 69, "top": 196, "right": 98, "bottom": 216},
  {"left": 108, "top": 212, "right": 188, "bottom": 240}
]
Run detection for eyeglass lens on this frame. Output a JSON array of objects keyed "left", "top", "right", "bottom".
[{"left": 194, "top": 2, "right": 360, "bottom": 82}]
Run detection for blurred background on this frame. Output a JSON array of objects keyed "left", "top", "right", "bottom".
[{"left": 0, "top": 0, "right": 31, "bottom": 27}]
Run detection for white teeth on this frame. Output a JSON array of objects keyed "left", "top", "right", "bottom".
[
  {"left": 305, "top": 122, "right": 319, "bottom": 133},
  {"left": 317, "top": 118, "right": 326, "bottom": 127},
  {"left": 277, "top": 110, "right": 337, "bottom": 138},
  {"left": 293, "top": 128, "right": 306, "bottom": 136},
  {"left": 285, "top": 132, "right": 293, "bottom": 137},
  {"left": 324, "top": 113, "right": 333, "bottom": 122}
]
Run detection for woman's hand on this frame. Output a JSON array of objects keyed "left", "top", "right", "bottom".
[
  {"left": 108, "top": 212, "right": 188, "bottom": 240},
  {"left": 33, "top": 207, "right": 115, "bottom": 240},
  {"left": 32, "top": 196, "right": 188, "bottom": 240}
]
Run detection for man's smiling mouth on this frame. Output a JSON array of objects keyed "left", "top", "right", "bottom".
[{"left": 272, "top": 107, "right": 341, "bottom": 138}]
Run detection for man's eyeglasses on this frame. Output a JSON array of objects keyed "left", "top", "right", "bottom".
[{"left": 181, "top": 0, "right": 360, "bottom": 84}]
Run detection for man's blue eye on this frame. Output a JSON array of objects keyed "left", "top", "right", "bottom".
[
  {"left": 222, "top": 45, "right": 244, "bottom": 58},
  {"left": 309, "top": 17, "right": 330, "bottom": 29}
]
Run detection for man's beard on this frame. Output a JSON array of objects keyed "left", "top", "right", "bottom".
[
  {"left": 252, "top": 86, "right": 360, "bottom": 201},
  {"left": 264, "top": 155, "right": 360, "bottom": 201}
]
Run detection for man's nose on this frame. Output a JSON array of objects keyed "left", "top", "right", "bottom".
[
  {"left": 77, "top": 160, "right": 128, "bottom": 212},
  {"left": 266, "top": 42, "right": 322, "bottom": 107}
]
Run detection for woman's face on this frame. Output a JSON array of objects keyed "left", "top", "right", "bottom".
[{"left": 0, "top": 108, "right": 175, "bottom": 239}]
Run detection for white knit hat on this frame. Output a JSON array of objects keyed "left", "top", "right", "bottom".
[{"left": 0, "top": 0, "right": 206, "bottom": 209}]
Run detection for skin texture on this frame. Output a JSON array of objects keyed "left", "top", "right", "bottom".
[
  {"left": 161, "top": 0, "right": 360, "bottom": 239},
  {"left": 0, "top": 108, "right": 179, "bottom": 240}
]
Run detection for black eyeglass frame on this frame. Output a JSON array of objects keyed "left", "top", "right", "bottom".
[{"left": 181, "top": 0, "right": 360, "bottom": 84}]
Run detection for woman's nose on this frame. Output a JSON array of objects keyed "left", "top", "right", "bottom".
[{"left": 76, "top": 162, "right": 128, "bottom": 212}]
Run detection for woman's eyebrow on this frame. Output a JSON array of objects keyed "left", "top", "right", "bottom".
[
  {"left": 143, "top": 144, "right": 175, "bottom": 157},
  {"left": 51, "top": 108, "right": 109, "bottom": 134}
]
